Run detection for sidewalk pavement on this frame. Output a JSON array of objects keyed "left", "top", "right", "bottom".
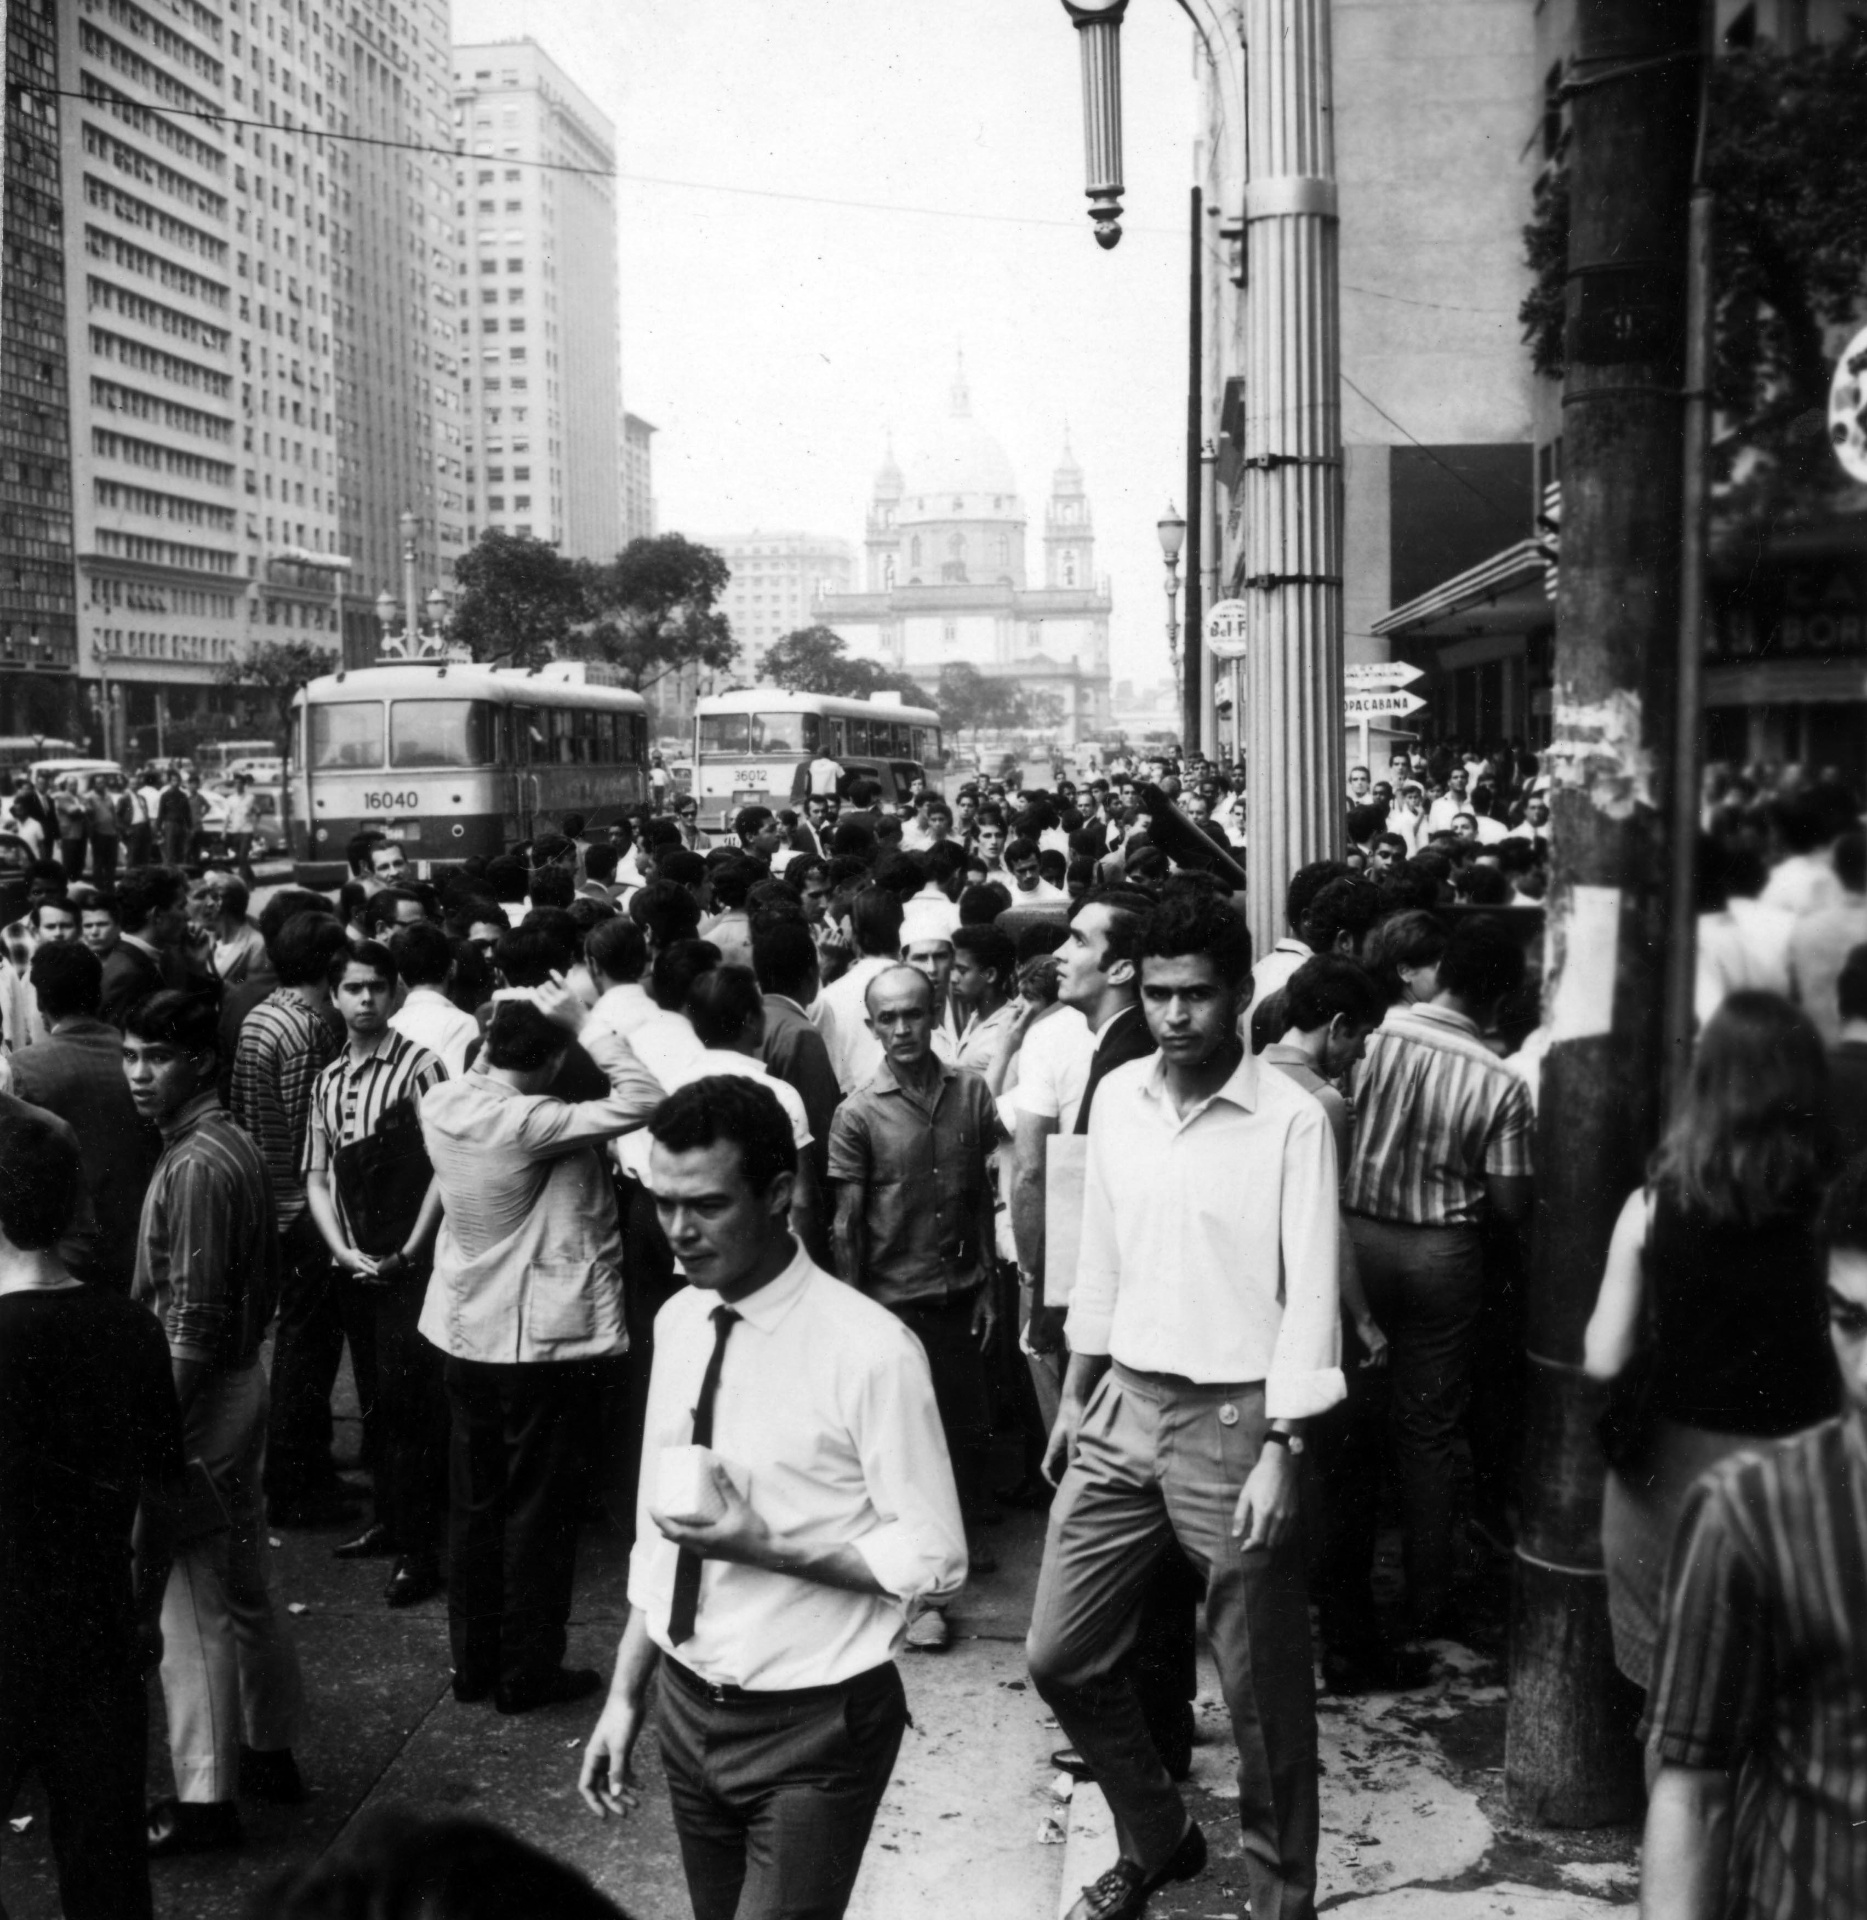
[{"left": 0, "top": 1469, "right": 1640, "bottom": 1917}]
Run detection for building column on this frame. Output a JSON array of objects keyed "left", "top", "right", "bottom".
[{"left": 1240, "top": 0, "right": 1344, "bottom": 949}]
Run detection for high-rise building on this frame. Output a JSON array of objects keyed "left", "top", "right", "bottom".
[
  {"left": 49, "top": 0, "right": 467, "bottom": 749},
  {"left": 1, "top": 0, "right": 78, "bottom": 741},
  {"left": 711, "top": 531, "right": 855, "bottom": 672},
  {"left": 454, "top": 41, "right": 622, "bottom": 561},
  {"left": 339, "top": 0, "right": 463, "bottom": 662},
  {"left": 622, "top": 409, "right": 656, "bottom": 544}
]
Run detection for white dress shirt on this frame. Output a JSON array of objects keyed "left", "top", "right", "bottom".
[
  {"left": 630, "top": 1245, "right": 968, "bottom": 1689},
  {"left": 584, "top": 980, "right": 657, "bottom": 1052},
  {"left": 618, "top": 1046, "right": 812, "bottom": 1186},
  {"left": 1068, "top": 1048, "right": 1345, "bottom": 1418},
  {"left": 629, "top": 1007, "right": 706, "bottom": 1092},
  {"left": 1008, "top": 1003, "right": 1092, "bottom": 1132},
  {"left": 390, "top": 986, "right": 479, "bottom": 1077}
]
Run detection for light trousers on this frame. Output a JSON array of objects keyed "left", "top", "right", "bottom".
[
  {"left": 1027, "top": 1367, "right": 1319, "bottom": 1920},
  {"left": 160, "top": 1359, "right": 305, "bottom": 1802}
]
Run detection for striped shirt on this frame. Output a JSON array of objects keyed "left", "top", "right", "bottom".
[
  {"left": 1645, "top": 1412, "right": 1867, "bottom": 1918},
  {"left": 229, "top": 988, "right": 340, "bottom": 1228},
  {"left": 134, "top": 1091, "right": 281, "bottom": 1368},
  {"left": 304, "top": 1030, "right": 447, "bottom": 1242},
  {"left": 1344, "top": 1003, "right": 1533, "bottom": 1227}
]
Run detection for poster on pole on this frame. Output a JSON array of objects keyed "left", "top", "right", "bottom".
[{"left": 1205, "top": 598, "right": 1249, "bottom": 660}]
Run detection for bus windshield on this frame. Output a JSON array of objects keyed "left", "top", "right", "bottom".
[
  {"left": 391, "top": 699, "right": 495, "bottom": 768},
  {"left": 309, "top": 701, "right": 383, "bottom": 770},
  {"left": 698, "top": 711, "right": 821, "bottom": 755}
]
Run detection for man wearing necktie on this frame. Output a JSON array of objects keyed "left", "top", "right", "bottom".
[{"left": 579, "top": 1075, "right": 966, "bottom": 1920}]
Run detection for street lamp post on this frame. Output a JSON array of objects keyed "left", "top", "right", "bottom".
[
  {"left": 1157, "top": 505, "right": 1186, "bottom": 723},
  {"left": 1061, "top": 0, "right": 1130, "bottom": 249},
  {"left": 399, "top": 509, "right": 419, "bottom": 643}
]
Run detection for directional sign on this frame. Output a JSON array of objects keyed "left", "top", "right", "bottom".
[
  {"left": 1204, "top": 598, "right": 1249, "bottom": 660},
  {"left": 1344, "top": 660, "right": 1424, "bottom": 690},
  {"left": 1344, "top": 690, "right": 1427, "bottom": 720}
]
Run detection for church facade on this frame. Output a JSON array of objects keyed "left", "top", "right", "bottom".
[{"left": 813, "top": 368, "right": 1113, "bottom": 742}]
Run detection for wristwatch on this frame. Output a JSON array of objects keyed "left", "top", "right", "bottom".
[{"left": 1262, "top": 1429, "right": 1305, "bottom": 1457}]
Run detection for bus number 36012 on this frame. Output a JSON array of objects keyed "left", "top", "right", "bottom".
[{"left": 363, "top": 792, "right": 419, "bottom": 813}]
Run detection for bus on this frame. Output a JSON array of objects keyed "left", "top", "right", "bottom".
[
  {"left": 290, "top": 658, "right": 649, "bottom": 886},
  {"left": 692, "top": 689, "right": 943, "bottom": 830}
]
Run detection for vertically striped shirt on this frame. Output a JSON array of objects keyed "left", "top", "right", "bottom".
[
  {"left": 134, "top": 1091, "right": 281, "bottom": 1368},
  {"left": 229, "top": 988, "right": 340, "bottom": 1228},
  {"left": 303, "top": 1029, "right": 447, "bottom": 1242},
  {"left": 1344, "top": 1003, "right": 1533, "bottom": 1227},
  {"left": 1645, "top": 1412, "right": 1867, "bottom": 1918}
]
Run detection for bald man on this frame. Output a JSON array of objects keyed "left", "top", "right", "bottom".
[{"left": 827, "top": 965, "right": 1000, "bottom": 1652}]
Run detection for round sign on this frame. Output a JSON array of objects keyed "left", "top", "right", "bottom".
[
  {"left": 1205, "top": 597, "right": 1249, "bottom": 660},
  {"left": 1830, "top": 325, "right": 1867, "bottom": 484}
]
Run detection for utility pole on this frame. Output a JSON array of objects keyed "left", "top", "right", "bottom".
[
  {"left": 1240, "top": 0, "right": 1344, "bottom": 952},
  {"left": 1505, "top": 0, "right": 1704, "bottom": 1827},
  {"left": 1183, "top": 183, "right": 1204, "bottom": 754}
]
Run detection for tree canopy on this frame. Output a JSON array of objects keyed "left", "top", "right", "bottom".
[
  {"left": 450, "top": 530, "right": 585, "bottom": 668},
  {"left": 1520, "top": 31, "right": 1867, "bottom": 548},
  {"left": 572, "top": 534, "right": 737, "bottom": 691},
  {"left": 217, "top": 638, "right": 339, "bottom": 748},
  {"left": 761, "top": 624, "right": 932, "bottom": 709}
]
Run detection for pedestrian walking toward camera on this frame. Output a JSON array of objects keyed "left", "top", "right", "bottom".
[
  {"left": 580, "top": 1076, "right": 965, "bottom": 1920},
  {"left": 1028, "top": 890, "right": 1342, "bottom": 1920}
]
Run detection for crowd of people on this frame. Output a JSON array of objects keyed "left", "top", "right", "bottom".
[
  {"left": 4, "top": 763, "right": 266, "bottom": 892},
  {"left": 0, "top": 737, "right": 1860, "bottom": 1920}
]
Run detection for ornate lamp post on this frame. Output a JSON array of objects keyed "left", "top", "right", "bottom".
[
  {"left": 1157, "top": 503, "right": 1186, "bottom": 717},
  {"left": 1061, "top": 0, "right": 1130, "bottom": 248}
]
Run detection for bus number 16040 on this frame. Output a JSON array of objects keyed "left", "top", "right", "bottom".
[{"left": 363, "top": 792, "right": 419, "bottom": 813}]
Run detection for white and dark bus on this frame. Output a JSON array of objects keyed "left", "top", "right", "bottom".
[
  {"left": 290, "top": 659, "right": 648, "bottom": 885},
  {"left": 691, "top": 689, "right": 943, "bottom": 830}
]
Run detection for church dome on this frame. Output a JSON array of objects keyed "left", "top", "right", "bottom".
[{"left": 898, "top": 357, "right": 1022, "bottom": 518}]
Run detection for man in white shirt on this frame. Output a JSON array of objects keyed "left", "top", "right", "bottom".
[
  {"left": 1426, "top": 767, "right": 1471, "bottom": 833},
  {"left": 806, "top": 749, "right": 843, "bottom": 799},
  {"left": 386, "top": 922, "right": 478, "bottom": 1077},
  {"left": 1029, "top": 890, "right": 1343, "bottom": 1920},
  {"left": 582, "top": 917, "right": 657, "bottom": 1056},
  {"left": 1006, "top": 837, "right": 1071, "bottom": 907},
  {"left": 815, "top": 887, "right": 903, "bottom": 1093},
  {"left": 628, "top": 939, "right": 716, "bottom": 1095},
  {"left": 578, "top": 1075, "right": 966, "bottom": 1920}
]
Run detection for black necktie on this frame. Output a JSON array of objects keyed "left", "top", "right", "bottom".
[{"left": 667, "top": 1305, "right": 740, "bottom": 1646}]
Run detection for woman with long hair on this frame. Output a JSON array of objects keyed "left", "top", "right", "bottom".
[{"left": 1584, "top": 991, "right": 1839, "bottom": 1694}]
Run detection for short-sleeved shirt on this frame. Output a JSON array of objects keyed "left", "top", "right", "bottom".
[
  {"left": 1646, "top": 1414, "right": 1867, "bottom": 1918},
  {"left": 229, "top": 988, "right": 341, "bottom": 1226},
  {"left": 0, "top": 1287, "right": 183, "bottom": 1682},
  {"left": 1345, "top": 1003, "right": 1534, "bottom": 1227},
  {"left": 304, "top": 1030, "right": 446, "bottom": 1242},
  {"left": 827, "top": 1058, "right": 997, "bottom": 1307}
]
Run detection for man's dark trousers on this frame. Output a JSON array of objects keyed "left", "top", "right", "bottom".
[
  {"left": 444, "top": 1356, "right": 612, "bottom": 1694},
  {"left": 885, "top": 1290, "right": 989, "bottom": 1517},
  {"left": 265, "top": 1211, "right": 370, "bottom": 1505},
  {"left": 657, "top": 1656, "right": 907, "bottom": 1920},
  {"left": 337, "top": 1271, "right": 446, "bottom": 1559},
  {"left": 0, "top": 1663, "right": 151, "bottom": 1920}
]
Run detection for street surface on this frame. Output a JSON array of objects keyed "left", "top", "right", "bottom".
[{"left": 0, "top": 1379, "right": 1641, "bottom": 1918}]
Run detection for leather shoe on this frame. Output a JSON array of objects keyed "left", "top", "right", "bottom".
[
  {"left": 238, "top": 1746, "right": 307, "bottom": 1804},
  {"left": 147, "top": 1797, "right": 243, "bottom": 1858},
  {"left": 1062, "top": 1821, "right": 1206, "bottom": 1920},
  {"left": 333, "top": 1522, "right": 395, "bottom": 1560},
  {"left": 494, "top": 1666, "right": 602, "bottom": 1715},
  {"left": 384, "top": 1555, "right": 443, "bottom": 1609},
  {"left": 1051, "top": 1746, "right": 1095, "bottom": 1782}
]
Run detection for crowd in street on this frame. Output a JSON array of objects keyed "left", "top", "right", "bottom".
[{"left": 0, "top": 738, "right": 1862, "bottom": 1920}]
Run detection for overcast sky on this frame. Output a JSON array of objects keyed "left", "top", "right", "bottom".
[{"left": 452, "top": 0, "right": 1198, "bottom": 689}]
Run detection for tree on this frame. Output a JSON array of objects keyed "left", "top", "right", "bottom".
[
  {"left": 760, "top": 624, "right": 934, "bottom": 709},
  {"left": 1520, "top": 32, "right": 1867, "bottom": 548},
  {"left": 573, "top": 534, "right": 738, "bottom": 691},
  {"left": 936, "top": 662, "right": 1038, "bottom": 743},
  {"left": 450, "top": 530, "right": 586, "bottom": 667},
  {"left": 217, "top": 639, "right": 338, "bottom": 758}
]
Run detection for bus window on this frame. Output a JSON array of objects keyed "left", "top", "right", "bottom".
[
  {"left": 828, "top": 719, "right": 846, "bottom": 755},
  {"left": 751, "top": 712, "right": 818, "bottom": 754},
  {"left": 631, "top": 714, "right": 648, "bottom": 761},
  {"left": 698, "top": 713, "right": 751, "bottom": 755},
  {"left": 309, "top": 701, "right": 384, "bottom": 770},
  {"left": 847, "top": 719, "right": 871, "bottom": 754},
  {"left": 391, "top": 700, "right": 494, "bottom": 769},
  {"left": 889, "top": 722, "right": 912, "bottom": 756}
]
